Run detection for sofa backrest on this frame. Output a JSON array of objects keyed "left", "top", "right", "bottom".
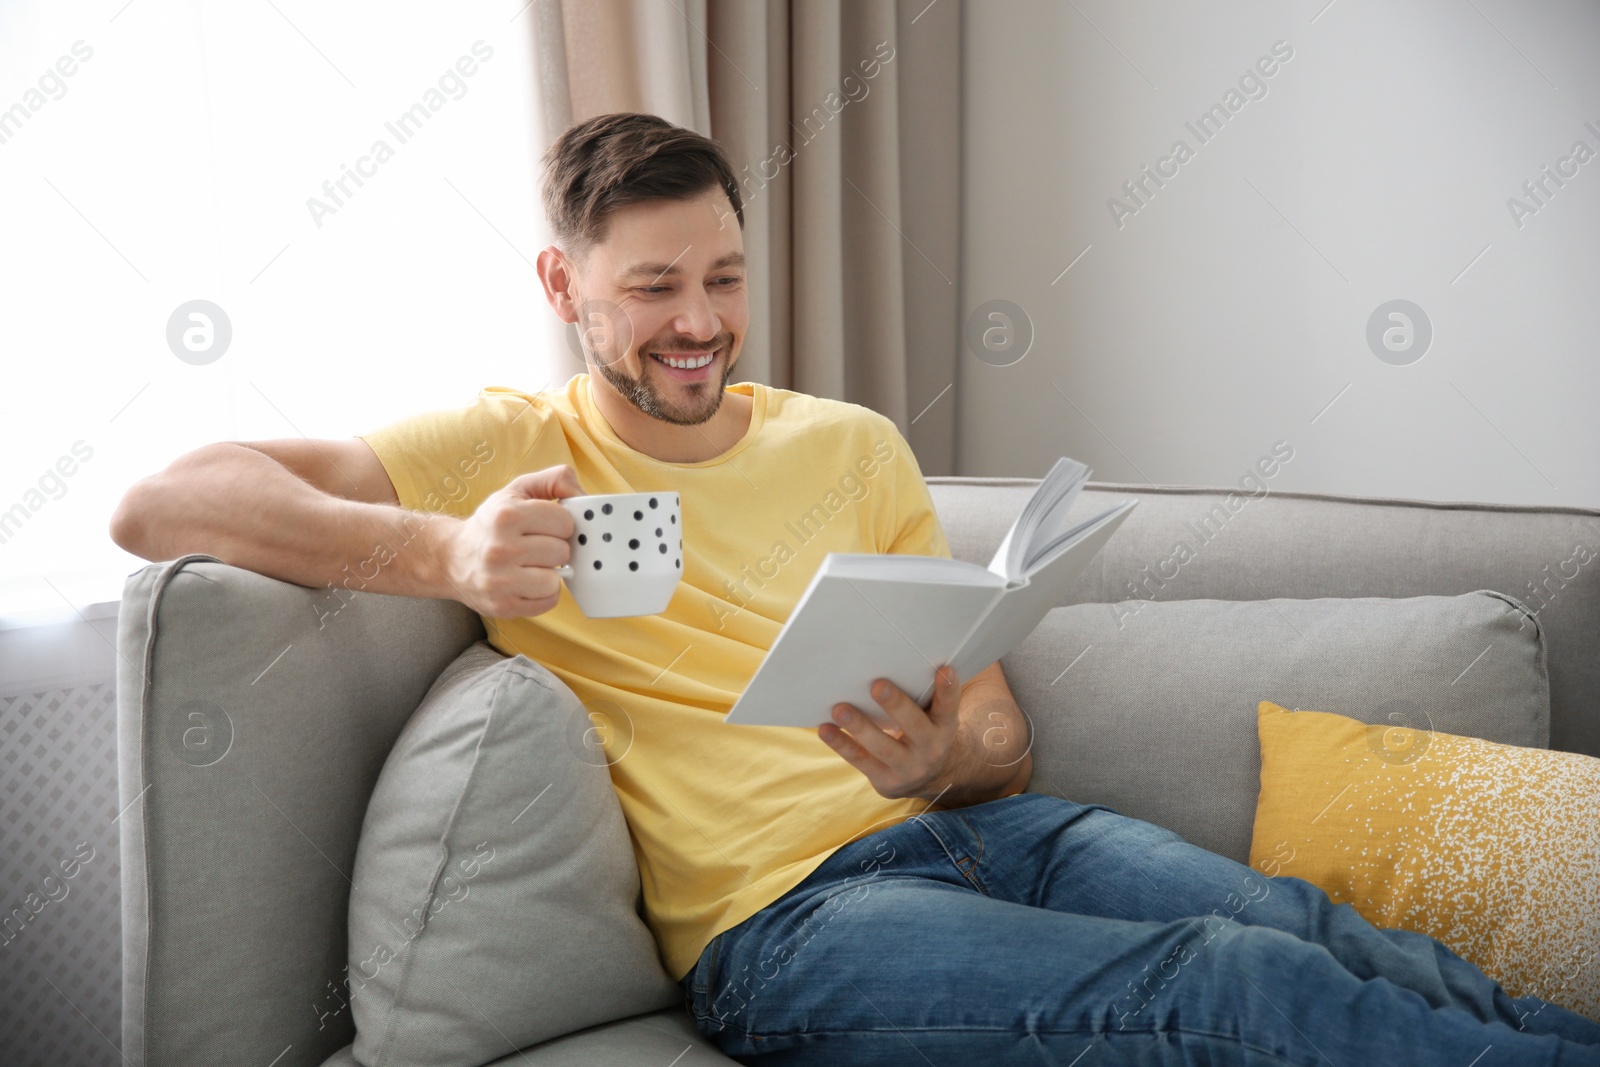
[{"left": 927, "top": 477, "right": 1600, "bottom": 759}]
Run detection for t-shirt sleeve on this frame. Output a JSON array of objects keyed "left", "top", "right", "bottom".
[
  {"left": 880, "top": 422, "right": 952, "bottom": 560},
  {"left": 357, "top": 391, "right": 537, "bottom": 518}
]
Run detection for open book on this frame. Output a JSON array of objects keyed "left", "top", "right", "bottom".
[{"left": 724, "top": 458, "right": 1136, "bottom": 729}]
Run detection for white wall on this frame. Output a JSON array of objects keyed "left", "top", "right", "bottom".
[{"left": 957, "top": 0, "right": 1600, "bottom": 507}]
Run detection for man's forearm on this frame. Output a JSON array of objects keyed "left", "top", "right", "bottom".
[{"left": 111, "top": 443, "right": 455, "bottom": 599}]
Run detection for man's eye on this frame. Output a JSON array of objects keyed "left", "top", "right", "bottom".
[
  {"left": 635, "top": 286, "right": 669, "bottom": 295},
  {"left": 716, "top": 277, "right": 743, "bottom": 287}
]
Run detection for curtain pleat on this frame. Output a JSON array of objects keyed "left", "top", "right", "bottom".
[{"left": 890, "top": 0, "right": 962, "bottom": 474}]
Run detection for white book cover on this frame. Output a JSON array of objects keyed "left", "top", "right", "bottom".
[{"left": 724, "top": 458, "right": 1135, "bottom": 729}]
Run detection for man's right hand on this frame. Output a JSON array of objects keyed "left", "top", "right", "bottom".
[{"left": 441, "top": 464, "right": 585, "bottom": 619}]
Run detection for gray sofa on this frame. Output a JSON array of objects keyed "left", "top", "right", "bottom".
[{"left": 115, "top": 477, "right": 1600, "bottom": 1067}]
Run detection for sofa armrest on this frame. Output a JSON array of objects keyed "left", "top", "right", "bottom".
[{"left": 117, "top": 555, "right": 483, "bottom": 1067}]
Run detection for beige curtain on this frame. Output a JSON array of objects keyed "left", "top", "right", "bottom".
[{"left": 530, "top": 0, "right": 962, "bottom": 475}]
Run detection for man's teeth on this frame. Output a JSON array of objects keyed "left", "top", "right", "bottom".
[{"left": 651, "top": 350, "right": 715, "bottom": 370}]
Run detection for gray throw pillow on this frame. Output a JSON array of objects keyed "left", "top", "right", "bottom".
[
  {"left": 1001, "top": 591, "right": 1549, "bottom": 865},
  {"left": 346, "top": 642, "right": 679, "bottom": 1067}
]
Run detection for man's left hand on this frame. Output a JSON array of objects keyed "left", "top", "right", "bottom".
[{"left": 818, "top": 665, "right": 964, "bottom": 802}]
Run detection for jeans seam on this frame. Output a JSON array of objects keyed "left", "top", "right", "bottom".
[
  {"left": 955, "top": 812, "right": 985, "bottom": 868},
  {"left": 686, "top": 930, "right": 725, "bottom": 1015},
  {"left": 912, "top": 812, "right": 990, "bottom": 895},
  {"left": 701, "top": 930, "right": 724, "bottom": 1000}
]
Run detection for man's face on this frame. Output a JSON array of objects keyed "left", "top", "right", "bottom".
[{"left": 569, "top": 188, "right": 747, "bottom": 427}]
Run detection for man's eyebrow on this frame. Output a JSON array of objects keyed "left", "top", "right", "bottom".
[{"left": 619, "top": 251, "right": 746, "bottom": 280}]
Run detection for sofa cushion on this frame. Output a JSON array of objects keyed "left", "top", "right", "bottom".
[
  {"left": 1250, "top": 700, "right": 1600, "bottom": 1022},
  {"left": 346, "top": 641, "right": 680, "bottom": 1067},
  {"left": 1001, "top": 591, "right": 1548, "bottom": 864}
]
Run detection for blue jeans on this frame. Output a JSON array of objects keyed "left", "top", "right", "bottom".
[{"left": 680, "top": 793, "right": 1600, "bottom": 1065}]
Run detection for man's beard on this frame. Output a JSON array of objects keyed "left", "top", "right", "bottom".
[{"left": 593, "top": 342, "right": 733, "bottom": 427}]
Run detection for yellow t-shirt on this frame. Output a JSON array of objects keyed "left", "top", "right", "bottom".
[{"left": 359, "top": 373, "right": 953, "bottom": 980}]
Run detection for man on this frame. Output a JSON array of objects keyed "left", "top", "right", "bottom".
[{"left": 112, "top": 113, "right": 1600, "bottom": 1065}]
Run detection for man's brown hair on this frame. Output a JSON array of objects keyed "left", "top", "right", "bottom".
[{"left": 541, "top": 112, "right": 744, "bottom": 260}]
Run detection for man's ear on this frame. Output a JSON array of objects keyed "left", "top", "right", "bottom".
[{"left": 536, "top": 245, "right": 580, "bottom": 325}]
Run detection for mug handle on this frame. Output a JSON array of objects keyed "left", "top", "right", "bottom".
[{"left": 552, "top": 565, "right": 574, "bottom": 579}]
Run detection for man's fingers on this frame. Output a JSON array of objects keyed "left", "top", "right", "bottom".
[
  {"left": 818, "top": 722, "right": 889, "bottom": 784},
  {"left": 490, "top": 495, "right": 576, "bottom": 541},
  {"left": 504, "top": 464, "right": 584, "bottom": 501},
  {"left": 829, "top": 702, "right": 907, "bottom": 767},
  {"left": 925, "top": 665, "right": 962, "bottom": 727},
  {"left": 481, "top": 529, "right": 571, "bottom": 570},
  {"left": 870, "top": 674, "right": 949, "bottom": 743},
  {"left": 481, "top": 590, "right": 561, "bottom": 619}
]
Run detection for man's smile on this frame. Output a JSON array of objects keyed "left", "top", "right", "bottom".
[{"left": 647, "top": 346, "right": 723, "bottom": 377}]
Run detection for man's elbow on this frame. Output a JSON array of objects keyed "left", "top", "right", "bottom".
[
  {"left": 110, "top": 442, "right": 232, "bottom": 560},
  {"left": 1004, "top": 751, "right": 1034, "bottom": 797},
  {"left": 110, "top": 479, "right": 158, "bottom": 560}
]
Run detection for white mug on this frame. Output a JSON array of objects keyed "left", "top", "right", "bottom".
[{"left": 552, "top": 491, "right": 683, "bottom": 618}]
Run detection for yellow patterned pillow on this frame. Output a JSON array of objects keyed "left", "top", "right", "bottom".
[{"left": 1249, "top": 700, "right": 1600, "bottom": 1022}]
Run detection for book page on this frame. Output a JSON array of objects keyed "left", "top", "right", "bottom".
[
  {"left": 951, "top": 501, "right": 1135, "bottom": 682},
  {"left": 988, "top": 457, "right": 1090, "bottom": 580},
  {"left": 826, "top": 553, "right": 1002, "bottom": 586}
]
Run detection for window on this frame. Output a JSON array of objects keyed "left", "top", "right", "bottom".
[{"left": 0, "top": 1, "right": 559, "bottom": 617}]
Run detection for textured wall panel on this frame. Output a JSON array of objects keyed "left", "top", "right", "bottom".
[{"left": 0, "top": 680, "right": 122, "bottom": 1067}]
